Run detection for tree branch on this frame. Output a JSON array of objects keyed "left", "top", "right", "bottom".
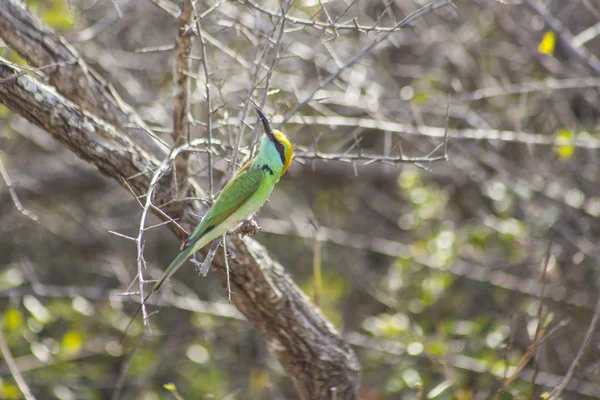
[
  {"left": 171, "top": 0, "right": 194, "bottom": 198},
  {"left": 0, "top": 0, "right": 168, "bottom": 154},
  {"left": 0, "top": 324, "right": 36, "bottom": 400},
  {"left": 0, "top": 56, "right": 360, "bottom": 399}
]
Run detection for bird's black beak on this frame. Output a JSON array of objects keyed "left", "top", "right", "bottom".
[{"left": 255, "top": 107, "right": 276, "bottom": 143}]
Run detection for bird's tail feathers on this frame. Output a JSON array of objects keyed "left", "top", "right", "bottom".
[
  {"left": 152, "top": 244, "right": 196, "bottom": 294},
  {"left": 120, "top": 243, "right": 198, "bottom": 343}
]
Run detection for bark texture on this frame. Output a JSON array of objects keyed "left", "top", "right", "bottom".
[
  {"left": 0, "top": 0, "right": 164, "bottom": 154},
  {"left": 0, "top": 2, "right": 361, "bottom": 398}
]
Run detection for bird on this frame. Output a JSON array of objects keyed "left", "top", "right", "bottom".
[{"left": 122, "top": 108, "right": 293, "bottom": 339}]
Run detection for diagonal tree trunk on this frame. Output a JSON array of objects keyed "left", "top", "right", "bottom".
[{"left": 0, "top": 1, "right": 361, "bottom": 398}]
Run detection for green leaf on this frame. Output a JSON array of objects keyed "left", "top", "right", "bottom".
[
  {"left": 3, "top": 307, "right": 23, "bottom": 330},
  {"left": 61, "top": 330, "right": 83, "bottom": 355},
  {"left": 554, "top": 129, "right": 575, "bottom": 160},
  {"left": 0, "top": 382, "right": 21, "bottom": 400},
  {"left": 164, "top": 383, "right": 185, "bottom": 400},
  {"left": 538, "top": 31, "right": 555, "bottom": 55},
  {"left": 40, "top": 0, "right": 76, "bottom": 31}
]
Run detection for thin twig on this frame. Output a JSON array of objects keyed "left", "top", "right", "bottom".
[
  {"left": 194, "top": 236, "right": 222, "bottom": 277},
  {"left": 0, "top": 60, "right": 76, "bottom": 83},
  {"left": 525, "top": 0, "right": 600, "bottom": 76},
  {"left": 146, "top": 0, "right": 179, "bottom": 18},
  {"left": 278, "top": 115, "right": 600, "bottom": 149},
  {"left": 110, "top": 0, "right": 122, "bottom": 18},
  {"left": 195, "top": 10, "right": 214, "bottom": 197},
  {"left": 126, "top": 139, "right": 214, "bottom": 335},
  {"left": 295, "top": 148, "right": 446, "bottom": 166},
  {"left": 111, "top": 334, "right": 143, "bottom": 400},
  {"left": 229, "top": 28, "right": 273, "bottom": 177},
  {"left": 282, "top": 0, "right": 453, "bottom": 123},
  {"left": 250, "top": 0, "right": 290, "bottom": 159},
  {"left": 0, "top": 324, "right": 36, "bottom": 400},
  {"left": 531, "top": 230, "right": 554, "bottom": 396},
  {"left": 223, "top": 235, "right": 231, "bottom": 302},
  {"left": 245, "top": 0, "right": 439, "bottom": 33},
  {"left": 548, "top": 295, "right": 600, "bottom": 399},
  {"left": 134, "top": 153, "right": 184, "bottom": 326},
  {"left": 454, "top": 76, "right": 600, "bottom": 102},
  {"left": 443, "top": 96, "right": 451, "bottom": 159},
  {"left": 493, "top": 317, "right": 550, "bottom": 400},
  {"left": 0, "top": 154, "right": 38, "bottom": 222},
  {"left": 171, "top": 0, "right": 194, "bottom": 193}
]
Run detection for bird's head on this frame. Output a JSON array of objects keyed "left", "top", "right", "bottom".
[{"left": 256, "top": 108, "right": 294, "bottom": 175}]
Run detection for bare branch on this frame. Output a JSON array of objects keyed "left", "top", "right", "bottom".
[
  {"left": 0, "top": 58, "right": 360, "bottom": 400},
  {"left": 282, "top": 0, "right": 454, "bottom": 123},
  {"left": 454, "top": 76, "right": 600, "bottom": 102},
  {"left": 245, "top": 0, "right": 441, "bottom": 33},
  {"left": 195, "top": 8, "right": 214, "bottom": 196},
  {"left": 229, "top": 22, "right": 275, "bottom": 177},
  {"left": 171, "top": 0, "right": 194, "bottom": 199},
  {"left": 0, "top": 0, "right": 168, "bottom": 154},
  {"left": 548, "top": 296, "right": 600, "bottom": 399},
  {"left": 295, "top": 147, "right": 446, "bottom": 165},
  {"left": 249, "top": 0, "right": 291, "bottom": 158},
  {"left": 0, "top": 324, "right": 36, "bottom": 400},
  {"left": 0, "top": 154, "right": 39, "bottom": 222},
  {"left": 525, "top": 0, "right": 600, "bottom": 76},
  {"left": 280, "top": 115, "right": 600, "bottom": 149}
]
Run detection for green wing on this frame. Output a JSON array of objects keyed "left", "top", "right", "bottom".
[{"left": 183, "top": 166, "right": 263, "bottom": 248}]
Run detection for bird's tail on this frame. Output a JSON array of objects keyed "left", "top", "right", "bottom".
[
  {"left": 152, "top": 244, "right": 196, "bottom": 294},
  {"left": 120, "top": 244, "right": 197, "bottom": 343}
]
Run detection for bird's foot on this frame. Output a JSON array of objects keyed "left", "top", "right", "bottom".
[{"left": 235, "top": 219, "right": 262, "bottom": 238}]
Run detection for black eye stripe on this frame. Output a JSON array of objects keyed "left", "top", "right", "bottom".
[{"left": 275, "top": 142, "right": 285, "bottom": 164}]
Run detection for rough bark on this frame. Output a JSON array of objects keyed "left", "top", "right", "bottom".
[
  {"left": 0, "top": 0, "right": 165, "bottom": 154},
  {"left": 0, "top": 5, "right": 361, "bottom": 397}
]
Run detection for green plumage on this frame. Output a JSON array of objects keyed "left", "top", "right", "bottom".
[
  {"left": 122, "top": 109, "right": 292, "bottom": 340},
  {"left": 184, "top": 167, "right": 264, "bottom": 248},
  {"left": 151, "top": 166, "right": 269, "bottom": 294}
]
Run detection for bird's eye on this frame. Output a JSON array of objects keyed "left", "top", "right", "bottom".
[{"left": 277, "top": 143, "right": 284, "bottom": 151}]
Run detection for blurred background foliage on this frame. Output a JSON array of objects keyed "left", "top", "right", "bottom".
[{"left": 1, "top": 0, "right": 600, "bottom": 399}]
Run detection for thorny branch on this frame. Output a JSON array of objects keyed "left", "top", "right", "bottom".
[
  {"left": 134, "top": 152, "right": 186, "bottom": 326},
  {"left": 229, "top": 17, "right": 276, "bottom": 177},
  {"left": 282, "top": 0, "right": 454, "bottom": 123},
  {"left": 280, "top": 115, "right": 600, "bottom": 149},
  {"left": 194, "top": 6, "right": 215, "bottom": 197},
  {"left": 2, "top": 0, "right": 600, "bottom": 398},
  {"left": 0, "top": 58, "right": 360, "bottom": 399},
  {"left": 249, "top": 0, "right": 291, "bottom": 159},
  {"left": 245, "top": 0, "right": 443, "bottom": 33},
  {"left": 0, "top": 0, "right": 168, "bottom": 153}
]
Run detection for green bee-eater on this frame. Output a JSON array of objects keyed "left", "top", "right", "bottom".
[
  {"left": 155, "top": 108, "right": 293, "bottom": 292},
  {"left": 123, "top": 108, "right": 293, "bottom": 336}
]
